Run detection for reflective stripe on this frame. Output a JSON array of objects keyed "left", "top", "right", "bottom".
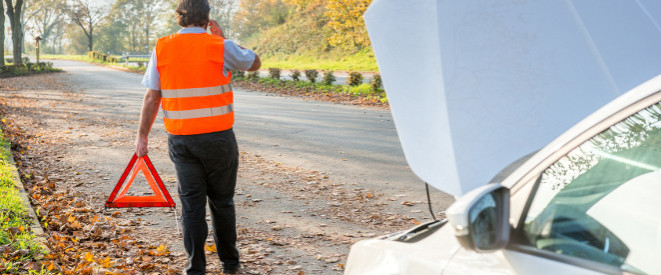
[
  {"left": 163, "top": 104, "right": 233, "bottom": 119},
  {"left": 161, "top": 84, "right": 233, "bottom": 98}
]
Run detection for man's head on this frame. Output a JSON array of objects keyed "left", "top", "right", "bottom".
[{"left": 176, "top": 0, "right": 210, "bottom": 28}]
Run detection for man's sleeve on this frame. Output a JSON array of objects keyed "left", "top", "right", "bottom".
[
  {"left": 224, "top": 39, "right": 256, "bottom": 71},
  {"left": 141, "top": 48, "right": 161, "bottom": 90}
]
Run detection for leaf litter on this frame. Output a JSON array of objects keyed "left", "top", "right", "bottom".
[{"left": 0, "top": 72, "right": 441, "bottom": 274}]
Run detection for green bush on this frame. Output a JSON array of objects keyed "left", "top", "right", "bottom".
[
  {"left": 347, "top": 72, "right": 363, "bottom": 86},
  {"left": 3, "top": 57, "right": 29, "bottom": 64},
  {"left": 268, "top": 67, "right": 282, "bottom": 80},
  {"left": 291, "top": 70, "right": 301, "bottom": 81},
  {"left": 370, "top": 74, "right": 383, "bottom": 92},
  {"left": 88, "top": 51, "right": 118, "bottom": 63},
  {"left": 0, "top": 62, "right": 59, "bottom": 78},
  {"left": 232, "top": 70, "right": 246, "bottom": 79},
  {"left": 304, "top": 69, "right": 318, "bottom": 83},
  {"left": 344, "top": 83, "right": 373, "bottom": 96},
  {"left": 247, "top": 71, "right": 260, "bottom": 80},
  {"left": 322, "top": 71, "right": 335, "bottom": 85}
]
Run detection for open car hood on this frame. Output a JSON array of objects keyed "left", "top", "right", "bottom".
[{"left": 364, "top": 0, "right": 661, "bottom": 196}]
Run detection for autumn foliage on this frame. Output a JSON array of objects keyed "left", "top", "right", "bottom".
[{"left": 236, "top": 0, "right": 374, "bottom": 60}]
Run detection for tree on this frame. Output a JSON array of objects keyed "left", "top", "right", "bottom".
[
  {"left": 107, "top": 0, "right": 166, "bottom": 54},
  {"left": 209, "top": 0, "right": 238, "bottom": 38},
  {"left": 325, "top": 0, "right": 371, "bottom": 51},
  {"left": 4, "top": 0, "right": 25, "bottom": 65},
  {"left": 62, "top": 0, "right": 109, "bottom": 52},
  {"left": 24, "top": 0, "right": 65, "bottom": 54},
  {"left": 233, "top": 0, "right": 289, "bottom": 42},
  {"left": 0, "top": 0, "right": 5, "bottom": 66}
]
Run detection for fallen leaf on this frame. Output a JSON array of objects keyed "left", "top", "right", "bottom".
[
  {"left": 84, "top": 252, "right": 94, "bottom": 262},
  {"left": 204, "top": 244, "right": 217, "bottom": 253}
]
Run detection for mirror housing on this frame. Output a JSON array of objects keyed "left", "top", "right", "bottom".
[{"left": 447, "top": 183, "right": 510, "bottom": 252}]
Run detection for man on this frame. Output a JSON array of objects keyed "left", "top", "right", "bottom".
[{"left": 135, "top": 0, "right": 260, "bottom": 274}]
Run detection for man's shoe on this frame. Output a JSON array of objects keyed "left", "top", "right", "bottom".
[{"left": 222, "top": 265, "right": 240, "bottom": 274}]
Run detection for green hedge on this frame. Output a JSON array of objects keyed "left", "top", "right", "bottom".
[
  {"left": 88, "top": 51, "right": 118, "bottom": 63},
  {"left": 0, "top": 63, "right": 59, "bottom": 78}
]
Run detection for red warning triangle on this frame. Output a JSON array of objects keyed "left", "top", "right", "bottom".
[{"left": 105, "top": 154, "right": 175, "bottom": 208}]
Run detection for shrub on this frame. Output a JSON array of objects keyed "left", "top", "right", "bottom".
[
  {"left": 0, "top": 62, "right": 59, "bottom": 77},
  {"left": 370, "top": 74, "right": 384, "bottom": 92},
  {"left": 22, "top": 57, "right": 29, "bottom": 63},
  {"left": 4, "top": 58, "right": 12, "bottom": 64},
  {"left": 322, "top": 71, "right": 336, "bottom": 85},
  {"left": 88, "top": 51, "right": 118, "bottom": 63},
  {"left": 232, "top": 70, "right": 246, "bottom": 79},
  {"left": 247, "top": 71, "right": 260, "bottom": 80},
  {"left": 304, "top": 69, "right": 318, "bottom": 83},
  {"left": 291, "top": 70, "right": 301, "bottom": 81},
  {"left": 344, "top": 83, "right": 373, "bottom": 96},
  {"left": 268, "top": 68, "right": 281, "bottom": 80},
  {"left": 38, "top": 62, "right": 54, "bottom": 70},
  {"left": 347, "top": 72, "right": 363, "bottom": 86}
]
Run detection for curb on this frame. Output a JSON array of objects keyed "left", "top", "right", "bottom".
[{"left": 7, "top": 151, "right": 50, "bottom": 254}]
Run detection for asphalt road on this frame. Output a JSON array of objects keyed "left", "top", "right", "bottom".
[{"left": 49, "top": 59, "right": 453, "bottom": 213}]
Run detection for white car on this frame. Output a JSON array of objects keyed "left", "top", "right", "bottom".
[
  {"left": 346, "top": 75, "right": 661, "bottom": 274},
  {"left": 346, "top": 1, "right": 661, "bottom": 274}
]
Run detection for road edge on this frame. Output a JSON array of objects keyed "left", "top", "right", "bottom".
[{"left": 7, "top": 151, "right": 50, "bottom": 254}]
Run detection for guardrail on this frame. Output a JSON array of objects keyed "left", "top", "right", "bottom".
[{"left": 119, "top": 55, "right": 151, "bottom": 66}]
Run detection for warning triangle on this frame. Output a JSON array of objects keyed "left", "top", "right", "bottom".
[{"left": 105, "top": 154, "right": 175, "bottom": 208}]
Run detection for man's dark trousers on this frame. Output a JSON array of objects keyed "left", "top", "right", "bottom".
[{"left": 168, "top": 129, "right": 240, "bottom": 274}]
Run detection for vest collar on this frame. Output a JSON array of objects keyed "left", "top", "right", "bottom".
[{"left": 178, "top": 27, "right": 206, "bottom": 34}]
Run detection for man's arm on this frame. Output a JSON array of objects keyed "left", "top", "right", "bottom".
[
  {"left": 247, "top": 52, "right": 261, "bottom": 71},
  {"left": 209, "top": 19, "right": 261, "bottom": 71},
  {"left": 135, "top": 89, "right": 162, "bottom": 157}
]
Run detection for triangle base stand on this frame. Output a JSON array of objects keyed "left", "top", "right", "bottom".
[{"left": 105, "top": 154, "right": 176, "bottom": 208}]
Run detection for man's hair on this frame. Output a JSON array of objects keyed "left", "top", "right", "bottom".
[{"left": 175, "top": 0, "right": 210, "bottom": 27}]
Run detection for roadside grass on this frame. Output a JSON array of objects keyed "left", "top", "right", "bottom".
[
  {"left": 236, "top": 74, "right": 387, "bottom": 103},
  {"left": 39, "top": 54, "right": 146, "bottom": 73},
  {"left": 0, "top": 126, "right": 47, "bottom": 273},
  {"left": 343, "top": 83, "right": 386, "bottom": 103},
  {"left": 0, "top": 63, "right": 62, "bottom": 78},
  {"left": 261, "top": 49, "right": 378, "bottom": 72}
]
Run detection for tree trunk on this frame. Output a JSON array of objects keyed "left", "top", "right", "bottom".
[
  {"left": 88, "top": 24, "right": 94, "bottom": 52},
  {"left": 12, "top": 15, "right": 23, "bottom": 64},
  {"left": 5, "top": 0, "right": 24, "bottom": 65},
  {"left": 0, "top": 0, "right": 5, "bottom": 66}
]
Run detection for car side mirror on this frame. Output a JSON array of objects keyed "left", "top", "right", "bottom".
[{"left": 447, "top": 183, "right": 510, "bottom": 252}]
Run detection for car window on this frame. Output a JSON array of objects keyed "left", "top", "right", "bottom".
[{"left": 517, "top": 102, "right": 661, "bottom": 274}]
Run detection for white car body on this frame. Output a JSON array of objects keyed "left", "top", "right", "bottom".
[
  {"left": 347, "top": 0, "right": 661, "bottom": 274},
  {"left": 346, "top": 75, "right": 661, "bottom": 274}
]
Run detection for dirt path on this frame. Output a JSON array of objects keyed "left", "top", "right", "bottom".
[{"left": 1, "top": 72, "right": 451, "bottom": 274}]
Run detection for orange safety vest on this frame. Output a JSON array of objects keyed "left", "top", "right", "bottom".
[{"left": 156, "top": 32, "right": 233, "bottom": 135}]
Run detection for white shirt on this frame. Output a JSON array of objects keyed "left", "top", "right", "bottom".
[{"left": 141, "top": 27, "right": 257, "bottom": 90}]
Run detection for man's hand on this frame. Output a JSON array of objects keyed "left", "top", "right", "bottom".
[
  {"left": 135, "top": 136, "right": 148, "bottom": 157},
  {"left": 208, "top": 20, "right": 225, "bottom": 38}
]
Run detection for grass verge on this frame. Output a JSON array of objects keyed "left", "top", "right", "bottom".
[
  {"left": 0, "top": 63, "right": 62, "bottom": 78},
  {"left": 260, "top": 49, "right": 379, "bottom": 72},
  {"left": 0, "top": 124, "right": 47, "bottom": 273},
  {"left": 234, "top": 75, "right": 387, "bottom": 105},
  {"left": 39, "top": 54, "right": 146, "bottom": 73}
]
